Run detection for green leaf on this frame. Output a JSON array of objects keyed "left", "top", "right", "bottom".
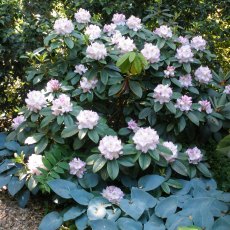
[
  {"left": 139, "top": 154, "right": 151, "bottom": 170},
  {"left": 166, "top": 179, "right": 182, "bottom": 189},
  {"left": 93, "top": 156, "right": 107, "bottom": 173},
  {"left": 197, "top": 163, "right": 212, "bottom": 177},
  {"left": 88, "top": 130, "right": 99, "bottom": 143},
  {"left": 129, "top": 52, "right": 136, "bottom": 62},
  {"left": 116, "top": 53, "right": 130, "bottom": 67},
  {"left": 44, "top": 34, "right": 57, "bottom": 46},
  {"left": 57, "top": 162, "right": 69, "bottom": 170},
  {"left": 187, "top": 112, "right": 199, "bottom": 126},
  {"left": 171, "top": 160, "right": 188, "bottom": 176},
  {"left": 158, "top": 144, "right": 173, "bottom": 156},
  {"left": 108, "top": 84, "right": 123, "bottom": 96},
  {"left": 107, "top": 160, "right": 119, "bottom": 179},
  {"left": 61, "top": 126, "right": 78, "bottom": 138},
  {"left": 178, "top": 116, "right": 186, "bottom": 132},
  {"left": 35, "top": 137, "right": 49, "bottom": 154},
  {"left": 166, "top": 102, "right": 176, "bottom": 114},
  {"left": 161, "top": 182, "right": 170, "bottom": 194},
  {"left": 154, "top": 102, "right": 163, "bottom": 112},
  {"left": 183, "top": 63, "right": 191, "bottom": 73},
  {"left": 40, "top": 115, "right": 55, "bottom": 128},
  {"left": 100, "top": 70, "right": 109, "bottom": 85},
  {"left": 129, "top": 81, "right": 142, "bottom": 98},
  {"left": 25, "top": 133, "right": 45, "bottom": 145},
  {"left": 64, "top": 37, "right": 74, "bottom": 49}
]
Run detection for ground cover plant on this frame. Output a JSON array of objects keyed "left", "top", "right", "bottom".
[{"left": 0, "top": 7, "right": 230, "bottom": 230}]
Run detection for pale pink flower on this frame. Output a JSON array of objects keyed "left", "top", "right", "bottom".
[
  {"left": 25, "top": 91, "right": 47, "bottom": 112},
  {"left": 177, "top": 36, "right": 189, "bottom": 45},
  {"left": 76, "top": 110, "right": 99, "bottom": 129},
  {"left": 133, "top": 127, "right": 159, "bottom": 153},
  {"left": 103, "top": 23, "right": 117, "bottom": 36},
  {"left": 112, "top": 13, "right": 126, "bottom": 25},
  {"left": 12, "top": 115, "right": 25, "bottom": 130},
  {"left": 186, "top": 147, "right": 203, "bottom": 164},
  {"left": 27, "top": 154, "right": 46, "bottom": 175},
  {"left": 191, "top": 36, "right": 206, "bottom": 51},
  {"left": 74, "top": 64, "right": 88, "bottom": 75},
  {"left": 195, "top": 66, "right": 212, "bottom": 84},
  {"left": 161, "top": 141, "right": 178, "bottom": 162},
  {"left": 54, "top": 18, "right": 74, "bottom": 35},
  {"left": 153, "top": 84, "right": 173, "bottom": 104},
  {"left": 69, "top": 158, "right": 86, "bottom": 178},
  {"left": 198, "top": 100, "right": 212, "bottom": 114},
  {"left": 224, "top": 85, "right": 230, "bottom": 94},
  {"left": 141, "top": 43, "right": 160, "bottom": 63},
  {"left": 85, "top": 25, "right": 101, "bottom": 40},
  {"left": 126, "top": 15, "right": 142, "bottom": 31},
  {"left": 175, "top": 95, "right": 192, "bottom": 112},
  {"left": 175, "top": 45, "right": 194, "bottom": 63},
  {"left": 46, "top": 79, "right": 61, "bottom": 92},
  {"left": 80, "top": 77, "right": 98, "bottom": 93},
  {"left": 102, "top": 186, "right": 124, "bottom": 205},
  {"left": 74, "top": 8, "right": 91, "bottom": 24},
  {"left": 127, "top": 119, "right": 139, "bottom": 132},
  {"left": 86, "top": 42, "right": 107, "bottom": 60},
  {"left": 98, "top": 136, "right": 123, "bottom": 160},
  {"left": 51, "top": 94, "right": 72, "bottom": 116},
  {"left": 154, "top": 25, "right": 172, "bottom": 39},
  {"left": 164, "top": 66, "right": 175, "bottom": 78},
  {"left": 179, "top": 74, "right": 193, "bottom": 88}
]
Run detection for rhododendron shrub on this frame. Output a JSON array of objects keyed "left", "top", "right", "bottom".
[{"left": 3, "top": 9, "right": 230, "bottom": 230}]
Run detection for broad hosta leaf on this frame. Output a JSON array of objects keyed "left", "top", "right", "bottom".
[
  {"left": 48, "top": 179, "right": 76, "bottom": 199},
  {"left": 70, "top": 188, "right": 94, "bottom": 205},
  {"left": 39, "top": 211, "right": 63, "bottom": 230},
  {"left": 138, "top": 174, "right": 165, "bottom": 191},
  {"left": 63, "top": 206, "right": 85, "bottom": 221},
  {"left": 90, "top": 219, "right": 118, "bottom": 230},
  {"left": 0, "top": 174, "right": 12, "bottom": 188},
  {"left": 155, "top": 197, "right": 178, "bottom": 218},
  {"left": 78, "top": 173, "right": 99, "bottom": 189},
  {"left": 8, "top": 177, "right": 26, "bottom": 196},
  {"left": 117, "top": 217, "right": 142, "bottom": 230}
]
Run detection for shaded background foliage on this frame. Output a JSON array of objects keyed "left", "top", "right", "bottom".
[{"left": 0, "top": 0, "right": 229, "bottom": 190}]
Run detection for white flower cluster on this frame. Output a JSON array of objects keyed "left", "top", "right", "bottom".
[
  {"left": 175, "top": 45, "right": 194, "bottom": 63},
  {"left": 186, "top": 147, "right": 203, "bottom": 164},
  {"left": 98, "top": 136, "right": 123, "bottom": 160},
  {"left": 74, "top": 8, "right": 91, "bottom": 24},
  {"left": 27, "top": 154, "right": 46, "bottom": 175},
  {"left": 80, "top": 77, "right": 98, "bottom": 93},
  {"left": 86, "top": 42, "right": 107, "bottom": 60},
  {"left": 224, "top": 85, "right": 230, "bottom": 94},
  {"left": 12, "top": 115, "right": 25, "bottom": 130},
  {"left": 46, "top": 79, "right": 61, "bottom": 92},
  {"left": 54, "top": 18, "right": 74, "bottom": 35},
  {"left": 69, "top": 158, "right": 86, "bottom": 178},
  {"left": 103, "top": 23, "right": 117, "bottom": 36},
  {"left": 164, "top": 66, "right": 175, "bottom": 78},
  {"left": 76, "top": 110, "right": 99, "bottom": 129},
  {"left": 117, "top": 37, "right": 136, "bottom": 53},
  {"left": 179, "top": 74, "right": 193, "bottom": 88},
  {"left": 194, "top": 66, "right": 212, "bottom": 84},
  {"left": 160, "top": 141, "right": 178, "bottom": 162},
  {"left": 85, "top": 25, "right": 101, "bottom": 40},
  {"left": 74, "top": 64, "right": 88, "bottom": 75},
  {"left": 133, "top": 127, "right": 159, "bottom": 153},
  {"left": 112, "top": 13, "right": 126, "bottom": 25},
  {"left": 111, "top": 31, "right": 123, "bottom": 44},
  {"left": 177, "top": 36, "right": 189, "bottom": 45},
  {"left": 51, "top": 94, "right": 72, "bottom": 116},
  {"left": 198, "top": 100, "right": 212, "bottom": 114},
  {"left": 25, "top": 90, "right": 47, "bottom": 112},
  {"left": 102, "top": 186, "right": 124, "bottom": 205},
  {"left": 154, "top": 25, "right": 172, "bottom": 39},
  {"left": 126, "top": 15, "right": 142, "bottom": 31},
  {"left": 191, "top": 36, "right": 206, "bottom": 51},
  {"left": 153, "top": 84, "right": 173, "bottom": 104},
  {"left": 141, "top": 43, "right": 160, "bottom": 63},
  {"left": 175, "top": 95, "right": 192, "bottom": 112}
]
